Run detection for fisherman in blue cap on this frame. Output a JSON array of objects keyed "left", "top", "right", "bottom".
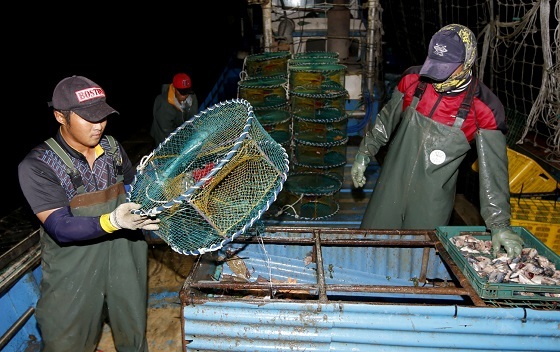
[{"left": 351, "top": 24, "right": 523, "bottom": 258}]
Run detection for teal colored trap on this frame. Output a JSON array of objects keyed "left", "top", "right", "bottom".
[{"left": 128, "top": 99, "right": 289, "bottom": 255}]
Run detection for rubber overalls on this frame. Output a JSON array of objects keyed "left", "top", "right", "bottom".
[
  {"left": 36, "top": 142, "right": 148, "bottom": 352},
  {"left": 360, "top": 80, "right": 477, "bottom": 229}
]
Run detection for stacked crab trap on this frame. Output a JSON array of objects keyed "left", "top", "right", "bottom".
[
  {"left": 127, "top": 99, "right": 289, "bottom": 255},
  {"left": 238, "top": 51, "right": 349, "bottom": 220},
  {"left": 240, "top": 51, "right": 292, "bottom": 151},
  {"left": 283, "top": 55, "right": 348, "bottom": 220}
]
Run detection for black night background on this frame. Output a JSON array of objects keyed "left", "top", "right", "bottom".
[{"left": 5, "top": 2, "right": 248, "bottom": 219}]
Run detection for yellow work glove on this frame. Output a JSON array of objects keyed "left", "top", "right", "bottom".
[{"left": 100, "top": 202, "right": 160, "bottom": 233}]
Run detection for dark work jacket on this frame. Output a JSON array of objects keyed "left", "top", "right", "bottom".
[{"left": 150, "top": 83, "right": 199, "bottom": 146}]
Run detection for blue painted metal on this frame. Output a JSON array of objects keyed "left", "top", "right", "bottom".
[
  {"left": 220, "top": 233, "right": 455, "bottom": 296},
  {"left": 0, "top": 266, "right": 41, "bottom": 352},
  {"left": 199, "top": 58, "right": 242, "bottom": 111},
  {"left": 183, "top": 301, "right": 560, "bottom": 351},
  {"left": 181, "top": 228, "right": 560, "bottom": 351}
]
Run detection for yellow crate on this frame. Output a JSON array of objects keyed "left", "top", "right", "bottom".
[
  {"left": 510, "top": 198, "right": 559, "bottom": 223},
  {"left": 510, "top": 219, "right": 560, "bottom": 255},
  {"left": 472, "top": 147, "right": 558, "bottom": 194},
  {"left": 510, "top": 197, "right": 559, "bottom": 255}
]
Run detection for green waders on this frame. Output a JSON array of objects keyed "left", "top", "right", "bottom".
[
  {"left": 361, "top": 81, "right": 476, "bottom": 229},
  {"left": 36, "top": 151, "right": 148, "bottom": 352}
]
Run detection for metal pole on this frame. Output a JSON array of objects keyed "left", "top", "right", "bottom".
[
  {"left": 0, "top": 307, "right": 35, "bottom": 350},
  {"left": 365, "top": 0, "right": 382, "bottom": 98},
  {"left": 261, "top": 0, "right": 274, "bottom": 52}
]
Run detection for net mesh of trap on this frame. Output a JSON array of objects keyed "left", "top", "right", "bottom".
[{"left": 128, "top": 99, "right": 289, "bottom": 255}]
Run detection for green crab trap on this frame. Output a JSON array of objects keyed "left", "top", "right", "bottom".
[
  {"left": 279, "top": 172, "right": 342, "bottom": 220},
  {"left": 288, "top": 64, "right": 347, "bottom": 93},
  {"left": 252, "top": 104, "right": 292, "bottom": 146},
  {"left": 252, "top": 103, "right": 291, "bottom": 126},
  {"left": 290, "top": 83, "right": 348, "bottom": 121},
  {"left": 293, "top": 114, "right": 348, "bottom": 145},
  {"left": 288, "top": 57, "right": 339, "bottom": 67},
  {"left": 238, "top": 77, "right": 289, "bottom": 109},
  {"left": 293, "top": 51, "right": 339, "bottom": 59},
  {"left": 292, "top": 140, "right": 348, "bottom": 169},
  {"left": 128, "top": 99, "right": 289, "bottom": 255},
  {"left": 243, "top": 51, "right": 291, "bottom": 79}
]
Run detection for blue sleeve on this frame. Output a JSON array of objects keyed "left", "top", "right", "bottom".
[{"left": 42, "top": 206, "right": 107, "bottom": 243}]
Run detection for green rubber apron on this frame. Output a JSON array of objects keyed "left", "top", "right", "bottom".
[
  {"left": 36, "top": 145, "right": 148, "bottom": 352},
  {"left": 361, "top": 81, "right": 477, "bottom": 229}
]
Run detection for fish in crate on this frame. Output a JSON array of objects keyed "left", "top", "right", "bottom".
[{"left": 128, "top": 99, "right": 289, "bottom": 255}]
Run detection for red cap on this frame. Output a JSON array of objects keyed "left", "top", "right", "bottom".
[{"left": 172, "top": 73, "right": 192, "bottom": 89}]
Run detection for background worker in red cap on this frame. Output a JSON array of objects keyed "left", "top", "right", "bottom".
[
  {"left": 350, "top": 24, "right": 523, "bottom": 258},
  {"left": 18, "top": 75, "right": 160, "bottom": 352},
  {"left": 150, "top": 72, "right": 199, "bottom": 145}
]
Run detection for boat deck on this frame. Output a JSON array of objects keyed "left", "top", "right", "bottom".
[
  {"left": 8, "top": 126, "right": 552, "bottom": 351},
  {"left": 95, "top": 133, "right": 490, "bottom": 351}
]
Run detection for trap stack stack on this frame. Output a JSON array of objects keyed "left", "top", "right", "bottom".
[
  {"left": 281, "top": 55, "right": 349, "bottom": 220},
  {"left": 240, "top": 51, "right": 292, "bottom": 151}
]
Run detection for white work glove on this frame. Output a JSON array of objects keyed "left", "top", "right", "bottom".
[
  {"left": 491, "top": 227, "right": 523, "bottom": 258},
  {"left": 351, "top": 152, "right": 370, "bottom": 188},
  {"left": 109, "top": 202, "right": 160, "bottom": 231}
]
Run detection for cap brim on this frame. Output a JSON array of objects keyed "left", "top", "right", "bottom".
[
  {"left": 419, "top": 57, "right": 461, "bottom": 82},
  {"left": 73, "top": 101, "right": 119, "bottom": 123}
]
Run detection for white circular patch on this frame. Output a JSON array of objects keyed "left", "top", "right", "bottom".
[{"left": 429, "top": 150, "right": 446, "bottom": 165}]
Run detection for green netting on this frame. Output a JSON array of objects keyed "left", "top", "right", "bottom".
[
  {"left": 253, "top": 106, "right": 291, "bottom": 126},
  {"left": 293, "top": 141, "right": 347, "bottom": 168},
  {"left": 293, "top": 115, "right": 348, "bottom": 144},
  {"left": 281, "top": 193, "right": 340, "bottom": 220},
  {"left": 297, "top": 199, "right": 339, "bottom": 220},
  {"left": 244, "top": 51, "right": 291, "bottom": 78},
  {"left": 293, "top": 51, "right": 339, "bottom": 59},
  {"left": 289, "top": 83, "right": 348, "bottom": 98},
  {"left": 238, "top": 77, "right": 288, "bottom": 108},
  {"left": 283, "top": 172, "right": 342, "bottom": 196},
  {"left": 128, "top": 99, "right": 289, "bottom": 255},
  {"left": 268, "top": 130, "right": 291, "bottom": 145},
  {"left": 258, "top": 108, "right": 291, "bottom": 145},
  {"left": 288, "top": 64, "right": 346, "bottom": 93},
  {"left": 289, "top": 57, "right": 339, "bottom": 66},
  {"left": 290, "top": 85, "right": 347, "bottom": 122},
  {"left": 290, "top": 164, "right": 345, "bottom": 184}
]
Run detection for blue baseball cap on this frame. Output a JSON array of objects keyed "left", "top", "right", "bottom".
[{"left": 420, "top": 28, "right": 466, "bottom": 81}]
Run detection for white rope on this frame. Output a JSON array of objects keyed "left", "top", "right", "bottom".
[
  {"left": 256, "top": 228, "right": 274, "bottom": 298},
  {"left": 514, "top": 0, "right": 560, "bottom": 163}
]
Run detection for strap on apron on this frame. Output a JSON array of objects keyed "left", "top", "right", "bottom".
[
  {"left": 45, "top": 138, "right": 85, "bottom": 194},
  {"left": 412, "top": 79, "right": 479, "bottom": 128},
  {"left": 453, "top": 78, "right": 478, "bottom": 128},
  {"left": 104, "top": 135, "right": 124, "bottom": 184},
  {"left": 45, "top": 135, "right": 124, "bottom": 193}
]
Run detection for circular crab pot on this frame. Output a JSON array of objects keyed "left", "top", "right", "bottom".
[{"left": 128, "top": 99, "right": 290, "bottom": 255}]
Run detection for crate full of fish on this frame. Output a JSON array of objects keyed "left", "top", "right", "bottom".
[{"left": 436, "top": 226, "right": 560, "bottom": 307}]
